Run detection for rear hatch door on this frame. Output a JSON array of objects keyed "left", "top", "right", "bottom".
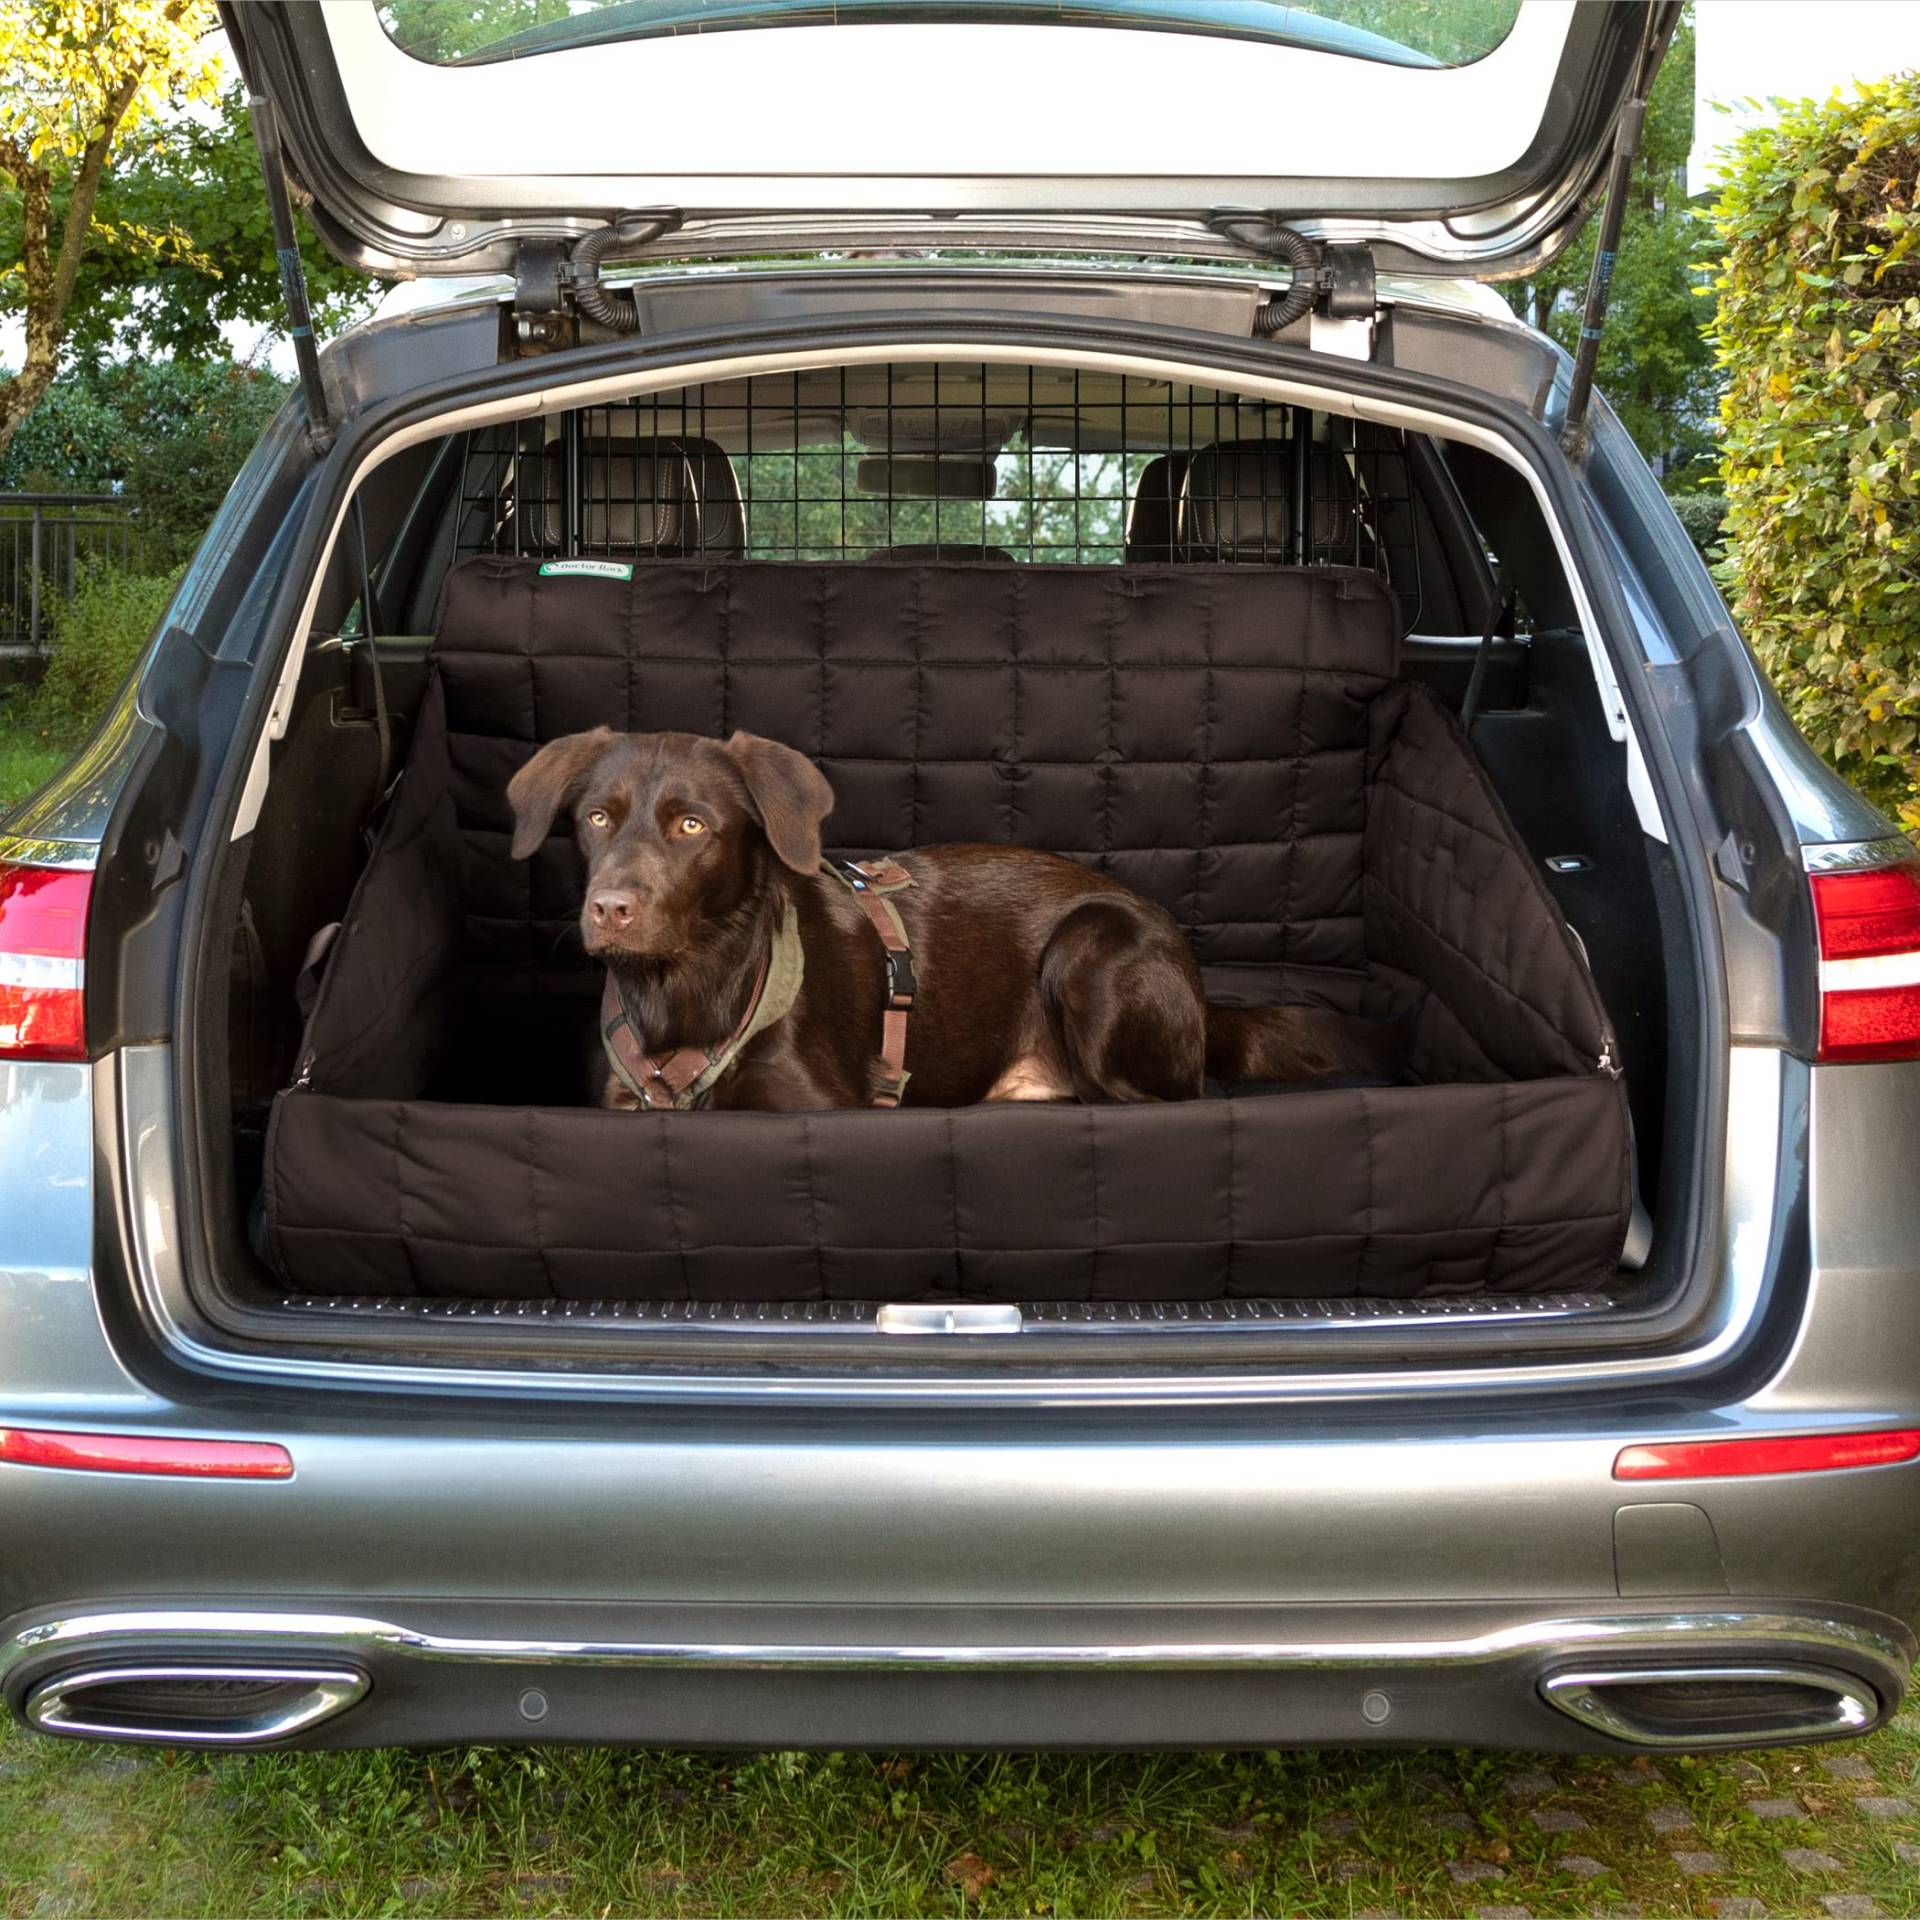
[{"left": 221, "top": 0, "right": 1675, "bottom": 278}]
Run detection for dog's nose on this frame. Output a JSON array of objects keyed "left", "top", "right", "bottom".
[{"left": 588, "top": 890, "right": 637, "bottom": 931}]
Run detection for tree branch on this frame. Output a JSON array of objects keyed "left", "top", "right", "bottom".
[{"left": 51, "top": 63, "right": 151, "bottom": 321}]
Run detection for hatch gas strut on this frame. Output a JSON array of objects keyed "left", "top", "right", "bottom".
[
  {"left": 1560, "top": 9, "right": 1672, "bottom": 460},
  {"left": 246, "top": 91, "right": 332, "bottom": 455}
]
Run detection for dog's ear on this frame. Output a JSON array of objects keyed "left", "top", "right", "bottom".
[
  {"left": 506, "top": 729, "right": 614, "bottom": 859},
  {"left": 724, "top": 731, "right": 835, "bottom": 875}
]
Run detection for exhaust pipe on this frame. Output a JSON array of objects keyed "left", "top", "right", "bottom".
[
  {"left": 1541, "top": 1663, "right": 1878, "bottom": 1749},
  {"left": 24, "top": 1662, "right": 368, "bottom": 1746}
]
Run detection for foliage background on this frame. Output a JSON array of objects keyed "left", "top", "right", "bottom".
[
  {"left": 0, "top": 359, "right": 289, "bottom": 551},
  {"left": 1710, "top": 73, "right": 1920, "bottom": 835},
  {"left": 1504, "top": 17, "right": 1718, "bottom": 481},
  {"left": 1, "top": 84, "right": 376, "bottom": 366}
]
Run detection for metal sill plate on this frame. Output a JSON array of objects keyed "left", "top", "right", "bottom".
[{"left": 281, "top": 1292, "right": 1615, "bottom": 1338}]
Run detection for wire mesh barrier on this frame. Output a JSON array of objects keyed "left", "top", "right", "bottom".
[
  {"left": 453, "top": 364, "right": 1422, "bottom": 625},
  {"left": 0, "top": 494, "right": 150, "bottom": 656}
]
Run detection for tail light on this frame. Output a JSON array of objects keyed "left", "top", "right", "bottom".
[
  {"left": 1810, "top": 860, "right": 1920, "bottom": 1064},
  {"left": 0, "top": 862, "right": 91, "bottom": 1062}
]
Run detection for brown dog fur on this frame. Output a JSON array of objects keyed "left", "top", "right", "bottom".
[{"left": 507, "top": 728, "right": 1403, "bottom": 1111}]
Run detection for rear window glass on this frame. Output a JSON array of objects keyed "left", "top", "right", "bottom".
[{"left": 379, "top": 0, "right": 1521, "bottom": 69}]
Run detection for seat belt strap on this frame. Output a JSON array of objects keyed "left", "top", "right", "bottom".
[{"left": 1459, "top": 574, "right": 1513, "bottom": 739}]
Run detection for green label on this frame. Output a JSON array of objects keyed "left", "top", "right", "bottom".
[{"left": 538, "top": 559, "right": 634, "bottom": 580}]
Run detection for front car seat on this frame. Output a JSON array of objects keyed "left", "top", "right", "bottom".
[{"left": 530, "top": 436, "right": 745, "bottom": 557}]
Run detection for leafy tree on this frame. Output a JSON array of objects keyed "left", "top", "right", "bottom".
[
  {"left": 0, "top": 0, "right": 220, "bottom": 457},
  {"left": 377, "top": 0, "right": 575, "bottom": 61},
  {"left": 1504, "top": 17, "right": 1717, "bottom": 474},
  {"left": 1708, "top": 74, "right": 1920, "bottom": 835},
  {"left": 0, "top": 360, "right": 130, "bottom": 490},
  {"left": 21, "top": 84, "right": 376, "bottom": 365},
  {"left": 1310, "top": 0, "right": 1520, "bottom": 65},
  {"left": 0, "top": 356, "right": 288, "bottom": 518},
  {"left": 117, "top": 360, "right": 292, "bottom": 561}
]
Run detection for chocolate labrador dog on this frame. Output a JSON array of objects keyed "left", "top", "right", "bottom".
[{"left": 508, "top": 727, "right": 1403, "bottom": 1111}]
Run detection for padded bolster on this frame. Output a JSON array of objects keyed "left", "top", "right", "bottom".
[
  {"left": 433, "top": 556, "right": 1404, "bottom": 973},
  {"left": 267, "top": 1075, "right": 1630, "bottom": 1303},
  {"left": 531, "top": 436, "right": 744, "bottom": 555},
  {"left": 1181, "top": 441, "right": 1366, "bottom": 562}
]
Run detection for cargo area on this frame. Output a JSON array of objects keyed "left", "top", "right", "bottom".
[{"left": 199, "top": 360, "right": 1686, "bottom": 1347}]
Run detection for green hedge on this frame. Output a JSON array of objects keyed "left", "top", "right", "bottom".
[
  {"left": 30, "top": 559, "right": 183, "bottom": 743},
  {"left": 1709, "top": 75, "right": 1920, "bottom": 836},
  {"left": 1667, "top": 489, "right": 1729, "bottom": 556}
]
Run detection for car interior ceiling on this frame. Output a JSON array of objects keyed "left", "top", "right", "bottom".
[{"left": 209, "top": 362, "right": 1679, "bottom": 1318}]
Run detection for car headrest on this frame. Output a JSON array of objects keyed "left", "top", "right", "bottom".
[
  {"left": 1125, "top": 453, "right": 1189, "bottom": 563},
  {"left": 532, "top": 436, "right": 744, "bottom": 557},
  {"left": 1179, "top": 441, "right": 1364, "bottom": 563},
  {"left": 863, "top": 543, "right": 1016, "bottom": 563}
]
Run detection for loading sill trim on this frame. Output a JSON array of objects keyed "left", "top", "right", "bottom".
[{"left": 279, "top": 1291, "right": 1614, "bottom": 1337}]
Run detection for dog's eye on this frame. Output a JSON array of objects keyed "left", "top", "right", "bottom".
[
  {"left": 585, "top": 808, "right": 610, "bottom": 830},
  {"left": 677, "top": 816, "right": 707, "bottom": 836}
]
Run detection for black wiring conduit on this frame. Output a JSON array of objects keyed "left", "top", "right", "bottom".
[{"left": 1250, "top": 228, "right": 1323, "bottom": 337}]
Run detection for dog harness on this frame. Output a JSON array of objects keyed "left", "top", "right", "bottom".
[
  {"left": 822, "top": 856, "right": 917, "bottom": 1107},
  {"left": 600, "top": 857, "right": 917, "bottom": 1111},
  {"left": 600, "top": 899, "right": 807, "bottom": 1111}
]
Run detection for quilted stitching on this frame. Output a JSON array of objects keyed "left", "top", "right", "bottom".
[
  {"left": 265, "top": 557, "right": 1630, "bottom": 1303},
  {"left": 433, "top": 558, "right": 1396, "bottom": 972}
]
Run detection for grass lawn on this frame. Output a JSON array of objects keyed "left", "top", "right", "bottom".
[
  {"left": 0, "top": 714, "right": 66, "bottom": 812},
  {"left": 3, "top": 1711, "right": 1918, "bottom": 1918}
]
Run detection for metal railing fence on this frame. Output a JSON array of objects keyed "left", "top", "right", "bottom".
[{"left": 0, "top": 493, "right": 151, "bottom": 656}]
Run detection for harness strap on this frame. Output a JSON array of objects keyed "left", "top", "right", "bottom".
[
  {"left": 825, "top": 857, "right": 917, "bottom": 1107},
  {"left": 601, "top": 897, "right": 805, "bottom": 1110},
  {"left": 601, "top": 865, "right": 915, "bottom": 1112},
  {"left": 601, "top": 946, "right": 771, "bottom": 1110}
]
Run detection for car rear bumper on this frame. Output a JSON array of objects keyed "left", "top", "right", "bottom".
[{"left": 2, "top": 1599, "right": 1909, "bottom": 1753}]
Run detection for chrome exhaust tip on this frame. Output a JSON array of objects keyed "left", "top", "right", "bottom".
[
  {"left": 23, "top": 1662, "right": 368, "bottom": 1746},
  {"left": 1541, "top": 1663, "right": 1879, "bottom": 1749}
]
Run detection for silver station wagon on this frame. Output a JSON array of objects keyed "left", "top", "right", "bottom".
[{"left": 3, "top": 0, "right": 1919, "bottom": 1757}]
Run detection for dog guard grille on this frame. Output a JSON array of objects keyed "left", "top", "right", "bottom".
[{"left": 453, "top": 362, "right": 1422, "bottom": 627}]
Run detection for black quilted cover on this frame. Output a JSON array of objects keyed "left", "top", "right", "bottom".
[{"left": 264, "top": 558, "right": 1629, "bottom": 1302}]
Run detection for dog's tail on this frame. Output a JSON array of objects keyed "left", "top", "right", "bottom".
[{"left": 1204, "top": 1002, "right": 1412, "bottom": 1087}]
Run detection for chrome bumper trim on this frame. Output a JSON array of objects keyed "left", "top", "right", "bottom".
[
  {"left": 1803, "top": 835, "right": 1918, "bottom": 874},
  {"left": 4, "top": 1606, "right": 1908, "bottom": 1688},
  {"left": 0, "top": 831, "right": 99, "bottom": 873}
]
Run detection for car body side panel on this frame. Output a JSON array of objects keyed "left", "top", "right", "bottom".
[{"left": 0, "top": 1060, "right": 150, "bottom": 1410}]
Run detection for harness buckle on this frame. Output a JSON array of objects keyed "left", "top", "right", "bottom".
[{"left": 885, "top": 947, "right": 917, "bottom": 1009}]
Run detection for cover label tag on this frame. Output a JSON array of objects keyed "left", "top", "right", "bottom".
[{"left": 538, "top": 560, "right": 634, "bottom": 580}]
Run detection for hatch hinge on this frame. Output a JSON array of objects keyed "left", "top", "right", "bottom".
[
  {"left": 245, "top": 92, "right": 332, "bottom": 454},
  {"left": 510, "top": 215, "right": 681, "bottom": 355},
  {"left": 511, "top": 237, "right": 575, "bottom": 352},
  {"left": 1308, "top": 243, "right": 1378, "bottom": 360}
]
